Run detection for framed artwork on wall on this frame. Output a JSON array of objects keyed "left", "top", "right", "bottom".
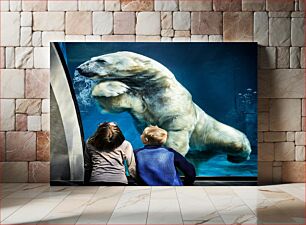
[{"left": 50, "top": 42, "right": 257, "bottom": 186}]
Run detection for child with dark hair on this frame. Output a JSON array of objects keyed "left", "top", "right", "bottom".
[
  {"left": 134, "top": 125, "right": 196, "bottom": 186},
  {"left": 84, "top": 122, "right": 136, "bottom": 185}
]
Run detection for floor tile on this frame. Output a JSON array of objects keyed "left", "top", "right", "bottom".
[{"left": 107, "top": 186, "right": 150, "bottom": 224}]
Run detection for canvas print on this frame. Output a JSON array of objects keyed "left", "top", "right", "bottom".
[{"left": 50, "top": 42, "right": 257, "bottom": 186}]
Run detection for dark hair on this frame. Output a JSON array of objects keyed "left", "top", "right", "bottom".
[{"left": 88, "top": 122, "right": 125, "bottom": 151}]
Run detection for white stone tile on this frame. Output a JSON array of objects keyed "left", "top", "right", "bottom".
[
  {"left": 136, "top": 35, "right": 161, "bottom": 42},
  {"left": 5, "top": 47, "right": 14, "bottom": 69},
  {"left": 161, "top": 29, "right": 174, "bottom": 37},
  {"left": 48, "top": 0, "right": 77, "bottom": 11},
  {"left": 1, "top": 12, "right": 20, "bottom": 46},
  {"left": 20, "top": 27, "right": 32, "bottom": 46},
  {"left": 173, "top": 12, "right": 190, "bottom": 30},
  {"left": 42, "top": 32, "right": 65, "bottom": 47},
  {"left": 33, "top": 12, "right": 65, "bottom": 31},
  {"left": 295, "top": 146, "right": 305, "bottom": 161},
  {"left": 85, "top": 35, "right": 102, "bottom": 41},
  {"left": 147, "top": 187, "right": 183, "bottom": 224},
  {"left": 209, "top": 35, "right": 223, "bottom": 42},
  {"left": 27, "top": 115, "right": 41, "bottom": 131},
  {"left": 276, "top": 47, "right": 289, "bottom": 68},
  {"left": 32, "top": 31, "right": 42, "bottom": 47},
  {"left": 21, "top": 12, "right": 32, "bottom": 27},
  {"left": 0, "top": 99, "right": 15, "bottom": 131},
  {"left": 173, "top": 37, "right": 190, "bottom": 42},
  {"left": 0, "top": 0, "right": 9, "bottom": 11},
  {"left": 0, "top": 69, "right": 24, "bottom": 98},
  {"left": 161, "top": 12, "right": 172, "bottom": 29},
  {"left": 78, "top": 0, "right": 104, "bottom": 11},
  {"left": 291, "top": 18, "right": 304, "bottom": 47},
  {"left": 269, "top": 18, "right": 291, "bottom": 46},
  {"left": 191, "top": 35, "right": 208, "bottom": 42},
  {"left": 34, "top": 47, "right": 49, "bottom": 68},
  {"left": 65, "top": 35, "right": 86, "bottom": 42},
  {"left": 105, "top": 0, "right": 120, "bottom": 11},
  {"left": 301, "top": 47, "right": 305, "bottom": 68},
  {"left": 295, "top": 132, "right": 305, "bottom": 145},
  {"left": 161, "top": 37, "right": 172, "bottom": 42},
  {"left": 93, "top": 12, "right": 113, "bottom": 35},
  {"left": 42, "top": 99, "right": 50, "bottom": 113},
  {"left": 155, "top": 0, "right": 178, "bottom": 11},
  {"left": 254, "top": 12, "right": 268, "bottom": 46},
  {"left": 108, "top": 187, "right": 150, "bottom": 224},
  {"left": 15, "top": 47, "right": 33, "bottom": 68},
  {"left": 41, "top": 113, "right": 50, "bottom": 131},
  {"left": 136, "top": 12, "right": 160, "bottom": 35},
  {"left": 10, "top": 0, "right": 22, "bottom": 11},
  {"left": 290, "top": 47, "right": 301, "bottom": 68}
]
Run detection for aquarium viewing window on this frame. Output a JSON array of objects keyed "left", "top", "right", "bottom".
[{"left": 50, "top": 42, "right": 257, "bottom": 186}]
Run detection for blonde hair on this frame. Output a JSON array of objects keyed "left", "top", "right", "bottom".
[{"left": 141, "top": 125, "right": 168, "bottom": 145}]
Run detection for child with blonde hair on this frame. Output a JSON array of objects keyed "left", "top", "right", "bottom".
[{"left": 134, "top": 125, "right": 196, "bottom": 186}]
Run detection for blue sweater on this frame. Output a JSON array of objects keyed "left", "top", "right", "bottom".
[{"left": 134, "top": 145, "right": 196, "bottom": 186}]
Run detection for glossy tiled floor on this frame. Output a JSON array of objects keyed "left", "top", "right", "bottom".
[{"left": 0, "top": 183, "right": 305, "bottom": 224}]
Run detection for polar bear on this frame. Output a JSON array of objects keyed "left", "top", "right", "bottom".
[{"left": 76, "top": 51, "right": 252, "bottom": 163}]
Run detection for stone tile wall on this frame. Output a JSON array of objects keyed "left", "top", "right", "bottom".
[{"left": 0, "top": 0, "right": 305, "bottom": 184}]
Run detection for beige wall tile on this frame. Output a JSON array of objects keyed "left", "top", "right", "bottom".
[
  {"left": 66, "top": 12, "right": 92, "bottom": 35},
  {"left": 264, "top": 132, "right": 286, "bottom": 142},
  {"left": 0, "top": 69, "right": 24, "bottom": 98},
  {"left": 33, "top": 12, "right": 65, "bottom": 31},
  {"left": 270, "top": 99, "right": 301, "bottom": 131},
  {"left": 33, "top": 47, "right": 49, "bottom": 68},
  {"left": 105, "top": 0, "right": 120, "bottom": 11},
  {"left": 269, "top": 18, "right": 291, "bottom": 47},
  {"left": 258, "top": 69, "right": 304, "bottom": 98},
  {"left": 16, "top": 114, "right": 27, "bottom": 131},
  {"left": 223, "top": 12, "right": 253, "bottom": 41},
  {"left": 242, "top": 0, "right": 265, "bottom": 11},
  {"left": 121, "top": 0, "right": 154, "bottom": 11},
  {"left": 191, "top": 12, "right": 222, "bottom": 35},
  {"left": 37, "top": 131, "right": 50, "bottom": 161},
  {"left": 25, "top": 69, "right": 49, "bottom": 98},
  {"left": 282, "top": 162, "right": 305, "bottom": 182},
  {"left": 114, "top": 12, "right": 135, "bottom": 35},
  {"left": 213, "top": 0, "right": 242, "bottom": 11},
  {"left": 29, "top": 161, "right": 50, "bottom": 182},
  {"left": 16, "top": 99, "right": 41, "bottom": 115},
  {"left": 0, "top": 132, "right": 5, "bottom": 161},
  {"left": 0, "top": 162, "right": 28, "bottom": 182},
  {"left": 258, "top": 143, "right": 274, "bottom": 161},
  {"left": 6, "top": 131, "right": 36, "bottom": 161},
  {"left": 274, "top": 142, "right": 295, "bottom": 161},
  {"left": 27, "top": 115, "right": 41, "bottom": 131},
  {"left": 0, "top": 99, "right": 15, "bottom": 131},
  {"left": 179, "top": 0, "right": 212, "bottom": 11},
  {"left": 266, "top": 0, "right": 294, "bottom": 11}
]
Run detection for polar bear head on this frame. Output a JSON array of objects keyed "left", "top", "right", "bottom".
[{"left": 76, "top": 51, "right": 175, "bottom": 98}]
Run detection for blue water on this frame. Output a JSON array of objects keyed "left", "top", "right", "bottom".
[{"left": 61, "top": 42, "right": 258, "bottom": 177}]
